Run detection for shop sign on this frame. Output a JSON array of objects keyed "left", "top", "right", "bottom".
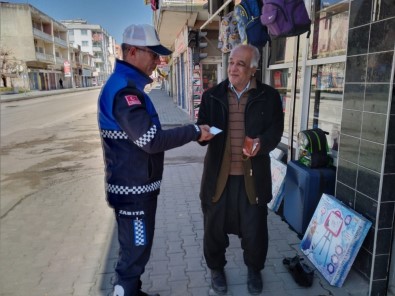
[
  {"left": 64, "top": 61, "right": 71, "bottom": 77},
  {"left": 82, "top": 69, "right": 92, "bottom": 76}
]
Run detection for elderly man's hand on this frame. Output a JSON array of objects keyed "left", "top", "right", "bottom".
[{"left": 242, "top": 137, "right": 260, "bottom": 158}]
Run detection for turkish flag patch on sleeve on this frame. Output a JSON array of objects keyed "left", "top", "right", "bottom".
[{"left": 124, "top": 95, "right": 141, "bottom": 106}]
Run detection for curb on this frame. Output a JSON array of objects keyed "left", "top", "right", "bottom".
[{"left": 0, "top": 86, "right": 101, "bottom": 103}]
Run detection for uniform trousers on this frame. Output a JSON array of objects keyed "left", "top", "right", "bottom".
[
  {"left": 202, "top": 175, "right": 268, "bottom": 271},
  {"left": 113, "top": 195, "right": 158, "bottom": 296}
]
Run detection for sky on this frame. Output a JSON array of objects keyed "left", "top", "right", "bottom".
[{"left": 7, "top": 0, "right": 153, "bottom": 44}]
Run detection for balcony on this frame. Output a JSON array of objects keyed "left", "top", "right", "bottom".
[
  {"left": 82, "top": 61, "right": 93, "bottom": 68},
  {"left": 33, "top": 28, "right": 53, "bottom": 43},
  {"left": 161, "top": 0, "right": 206, "bottom": 6},
  {"left": 54, "top": 37, "right": 68, "bottom": 48},
  {"left": 94, "top": 57, "right": 103, "bottom": 63},
  {"left": 36, "top": 52, "right": 55, "bottom": 62},
  {"left": 56, "top": 57, "right": 67, "bottom": 65},
  {"left": 92, "top": 46, "right": 102, "bottom": 52}
]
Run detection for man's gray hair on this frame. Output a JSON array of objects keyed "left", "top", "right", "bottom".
[{"left": 231, "top": 44, "right": 261, "bottom": 68}]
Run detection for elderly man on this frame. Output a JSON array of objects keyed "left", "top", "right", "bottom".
[
  {"left": 97, "top": 24, "right": 212, "bottom": 296},
  {"left": 197, "top": 44, "right": 284, "bottom": 295}
]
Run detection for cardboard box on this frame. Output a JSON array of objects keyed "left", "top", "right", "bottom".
[
  {"left": 300, "top": 194, "right": 372, "bottom": 287},
  {"left": 267, "top": 158, "right": 287, "bottom": 212}
]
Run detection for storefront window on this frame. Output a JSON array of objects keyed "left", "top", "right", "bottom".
[
  {"left": 270, "top": 38, "right": 292, "bottom": 65},
  {"left": 309, "top": 0, "right": 349, "bottom": 59},
  {"left": 308, "top": 62, "right": 344, "bottom": 156},
  {"left": 202, "top": 64, "right": 218, "bottom": 91},
  {"left": 269, "top": 36, "right": 305, "bottom": 65},
  {"left": 271, "top": 69, "right": 297, "bottom": 136}
]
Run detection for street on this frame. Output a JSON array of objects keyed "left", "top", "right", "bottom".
[
  {"left": 0, "top": 89, "right": 114, "bottom": 295},
  {"left": 1, "top": 89, "right": 103, "bottom": 216}
]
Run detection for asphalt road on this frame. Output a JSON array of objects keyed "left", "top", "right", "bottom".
[
  {"left": 0, "top": 89, "right": 116, "bottom": 296},
  {"left": 1, "top": 89, "right": 102, "bottom": 217}
]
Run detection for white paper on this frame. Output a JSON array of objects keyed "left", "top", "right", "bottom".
[
  {"left": 210, "top": 126, "right": 223, "bottom": 135},
  {"left": 252, "top": 142, "right": 258, "bottom": 153}
]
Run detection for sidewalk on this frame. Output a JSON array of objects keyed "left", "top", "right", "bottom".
[{"left": 95, "top": 85, "right": 369, "bottom": 296}]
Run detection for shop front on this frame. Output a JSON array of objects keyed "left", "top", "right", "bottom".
[
  {"left": 159, "top": 0, "right": 394, "bottom": 292},
  {"left": 261, "top": 0, "right": 394, "bottom": 294}
]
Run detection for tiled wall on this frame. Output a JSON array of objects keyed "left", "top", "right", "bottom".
[{"left": 336, "top": 0, "right": 395, "bottom": 294}]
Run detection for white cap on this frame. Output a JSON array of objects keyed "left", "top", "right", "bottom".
[{"left": 123, "top": 24, "right": 172, "bottom": 56}]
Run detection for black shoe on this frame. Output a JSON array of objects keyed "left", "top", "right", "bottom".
[
  {"left": 211, "top": 268, "right": 227, "bottom": 295},
  {"left": 247, "top": 267, "right": 262, "bottom": 295},
  {"left": 138, "top": 290, "right": 159, "bottom": 296}
]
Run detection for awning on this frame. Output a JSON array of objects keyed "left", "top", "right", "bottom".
[
  {"left": 200, "top": 0, "right": 233, "bottom": 30},
  {"left": 157, "top": 10, "right": 197, "bottom": 50}
]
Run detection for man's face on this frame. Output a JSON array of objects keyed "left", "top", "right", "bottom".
[
  {"left": 227, "top": 47, "right": 256, "bottom": 91},
  {"left": 128, "top": 46, "right": 161, "bottom": 76}
]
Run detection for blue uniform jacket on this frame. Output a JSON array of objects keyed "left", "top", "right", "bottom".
[{"left": 98, "top": 59, "right": 201, "bottom": 208}]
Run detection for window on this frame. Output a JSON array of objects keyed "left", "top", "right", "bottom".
[
  {"left": 265, "top": 0, "right": 349, "bottom": 162},
  {"left": 269, "top": 34, "right": 308, "bottom": 66},
  {"left": 270, "top": 38, "right": 294, "bottom": 65},
  {"left": 69, "top": 30, "right": 74, "bottom": 36},
  {"left": 82, "top": 41, "right": 89, "bottom": 47},
  {"left": 270, "top": 68, "right": 301, "bottom": 137},
  {"left": 305, "top": 0, "right": 349, "bottom": 157},
  {"left": 202, "top": 64, "right": 218, "bottom": 91},
  {"left": 308, "top": 62, "right": 344, "bottom": 155},
  {"left": 81, "top": 29, "right": 88, "bottom": 35},
  {"left": 309, "top": 0, "right": 349, "bottom": 59}
]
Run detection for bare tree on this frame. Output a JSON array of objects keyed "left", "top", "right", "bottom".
[
  {"left": 0, "top": 47, "right": 25, "bottom": 89},
  {"left": 0, "top": 47, "right": 12, "bottom": 87}
]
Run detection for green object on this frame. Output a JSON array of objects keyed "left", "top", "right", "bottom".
[{"left": 298, "top": 128, "right": 332, "bottom": 168}]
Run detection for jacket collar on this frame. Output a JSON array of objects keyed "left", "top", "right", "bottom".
[
  {"left": 114, "top": 59, "right": 153, "bottom": 91},
  {"left": 211, "top": 78, "right": 262, "bottom": 103}
]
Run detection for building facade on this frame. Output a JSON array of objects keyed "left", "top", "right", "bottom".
[
  {"left": 0, "top": 3, "right": 115, "bottom": 91},
  {"left": 68, "top": 43, "right": 95, "bottom": 88},
  {"left": 153, "top": 0, "right": 395, "bottom": 295},
  {"left": 153, "top": 0, "right": 221, "bottom": 120},
  {"left": 61, "top": 19, "right": 116, "bottom": 86},
  {"left": 0, "top": 2, "right": 70, "bottom": 90}
]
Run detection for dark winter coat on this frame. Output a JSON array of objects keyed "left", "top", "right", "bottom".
[{"left": 197, "top": 78, "right": 284, "bottom": 206}]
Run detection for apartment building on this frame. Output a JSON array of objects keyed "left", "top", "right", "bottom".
[
  {"left": 153, "top": 0, "right": 395, "bottom": 295},
  {"left": 68, "top": 43, "right": 96, "bottom": 88},
  {"left": 0, "top": 2, "right": 114, "bottom": 91},
  {"left": 61, "top": 19, "right": 116, "bottom": 86},
  {"left": 0, "top": 2, "right": 70, "bottom": 90}
]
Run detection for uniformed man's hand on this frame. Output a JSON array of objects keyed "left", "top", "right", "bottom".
[{"left": 198, "top": 125, "right": 214, "bottom": 142}]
